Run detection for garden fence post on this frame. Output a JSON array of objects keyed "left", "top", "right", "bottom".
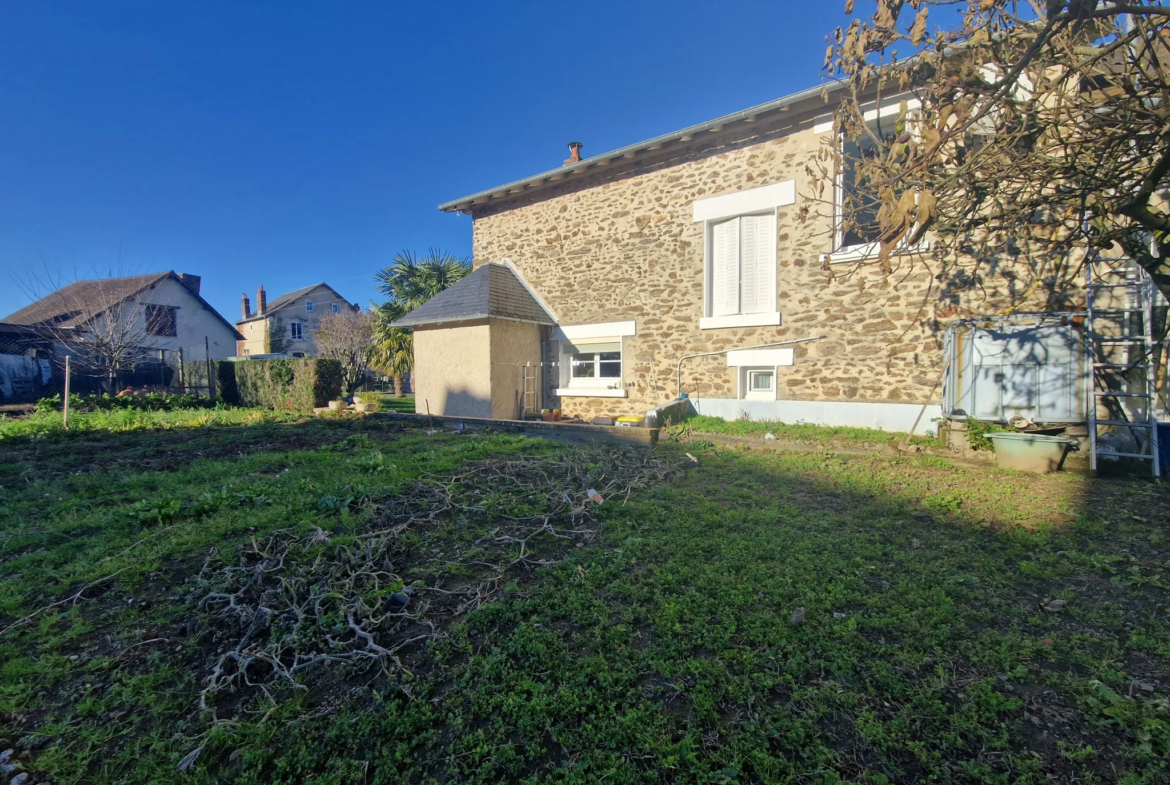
[
  {"left": 205, "top": 336, "right": 215, "bottom": 398},
  {"left": 178, "top": 347, "right": 184, "bottom": 390},
  {"left": 63, "top": 355, "right": 71, "bottom": 429}
]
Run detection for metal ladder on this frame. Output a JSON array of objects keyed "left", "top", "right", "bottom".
[{"left": 1084, "top": 256, "right": 1161, "bottom": 477}]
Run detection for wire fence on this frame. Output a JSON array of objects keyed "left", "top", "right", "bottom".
[{"left": 0, "top": 329, "right": 222, "bottom": 404}]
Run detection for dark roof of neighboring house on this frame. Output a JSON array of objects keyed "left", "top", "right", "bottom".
[
  {"left": 237, "top": 282, "right": 354, "bottom": 325},
  {"left": 391, "top": 264, "right": 556, "bottom": 328},
  {"left": 2, "top": 272, "right": 244, "bottom": 340},
  {"left": 438, "top": 80, "right": 845, "bottom": 214}
]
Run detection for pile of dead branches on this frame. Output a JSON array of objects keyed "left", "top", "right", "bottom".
[{"left": 191, "top": 442, "right": 672, "bottom": 716}]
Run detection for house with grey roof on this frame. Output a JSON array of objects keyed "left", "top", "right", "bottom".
[
  {"left": 4, "top": 271, "right": 241, "bottom": 358},
  {"left": 235, "top": 282, "right": 358, "bottom": 358},
  {"left": 392, "top": 78, "right": 1109, "bottom": 434},
  {"left": 393, "top": 262, "right": 555, "bottom": 419}
]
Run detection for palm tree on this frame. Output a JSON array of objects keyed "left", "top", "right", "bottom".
[
  {"left": 370, "top": 302, "right": 414, "bottom": 398},
  {"left": 372, "top": 249, "right": 471, "bottom": 397},
  {"left": 375, "top": 248, "right": 471, "bottom": 304}
]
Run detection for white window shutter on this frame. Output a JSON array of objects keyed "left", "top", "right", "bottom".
[
  {"left": 711, "top": 218, "right": 740, "bottom": 317},
  {"left": 739, "top": 214, "right": 775, "bottom": 314}
]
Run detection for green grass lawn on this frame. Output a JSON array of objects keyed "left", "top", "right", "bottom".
[
  {"left": 378, "top": 394, "right": 415, "bottom": 413},
  {"left": 1, "top": 413, "right": 1168, "bottom": 784}
]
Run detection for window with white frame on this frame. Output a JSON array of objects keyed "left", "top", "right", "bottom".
[
  {"left": 741, "top": 367, "right": 776, "bottom": 400},
  {"left": 305, "top": 300, "right": 314, "bottom": 312},
  {"left": 838, "top": 120, "right": 886, "bottom": 250},
  {"left": 707, "top": 212, "right": 777, "bottom": 318},
  {"left": 831, "top": 98, "right": 923, "bottom": 256},
  {"left": 290, "top": 322, "right": 304, "bottom": 341},
  {"left": 331, "top": 303, "right": 340, "bottom": 314},
  {"left": 561, "top": 340, "right": 622, "bottom": 390}
]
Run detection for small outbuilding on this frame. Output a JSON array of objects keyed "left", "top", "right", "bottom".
[{"left": 392, "top": 263, "right": 556, "bottom": 419}]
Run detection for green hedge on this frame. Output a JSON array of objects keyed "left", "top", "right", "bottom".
[{"left": 230, "top": 359, "right": 342, "bottom": 410}]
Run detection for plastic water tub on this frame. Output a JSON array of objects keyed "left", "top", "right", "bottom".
[{"left": 986, "top": 432, "right": 1079, "bottom": 473}]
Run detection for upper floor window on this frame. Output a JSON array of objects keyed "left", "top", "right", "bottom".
[
  {"left": 145, "top": 305, "right": 177, "bottom": 337},
  {"left": 838, "top": 118, "right": 887, "bottom": 251},
  {"left": 707, "top": 213, "right": 777, "bottom": 319},
  {"left": 305, "top": 300, "right": 314, "bottom": 312},
  {"left": 693, "top": 180, "right": 790, "bottom": 330},
  {"left": 331, "top": 303, "right": 340, "bottom": 314},
  {"left": 290, "top": 322, "right": 304, "bottom": 341},
  {"left": 826, "top": 96, "right": 924, "bottom": 260}
]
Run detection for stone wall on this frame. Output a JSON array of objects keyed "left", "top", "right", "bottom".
[{"left": 467, "top": 108, "right": 1071, "bottom": 421}]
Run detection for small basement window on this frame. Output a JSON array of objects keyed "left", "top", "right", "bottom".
[
  {"left": 741, "top": 367, "right": 776, "bottom": 400},
  {"left": 145, "top": 305, "right": 177, "bottom": 337}
]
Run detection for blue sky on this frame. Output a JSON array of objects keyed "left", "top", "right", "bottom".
[{"left": 0, "top": 1, "right": 864, "bottom": 324}]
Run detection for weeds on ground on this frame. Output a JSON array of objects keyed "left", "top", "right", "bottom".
[
  {"left": 0, "top": 406, "right": 305, "bottom": 442},
  {"left": 668, "top": 413, "right": 940, "bottom": 446}
]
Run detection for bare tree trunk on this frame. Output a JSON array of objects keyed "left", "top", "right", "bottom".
[{"left": 393, "top": 374, "right": 404, "bottom": 398}]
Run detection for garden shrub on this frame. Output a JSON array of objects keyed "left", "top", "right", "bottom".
[{"left": 230, "top": 359, "right": 342, "bottom": 411}]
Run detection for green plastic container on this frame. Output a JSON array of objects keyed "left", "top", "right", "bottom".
[{"left": 986, "top": 432, "right": 1079, "bottom": 473}]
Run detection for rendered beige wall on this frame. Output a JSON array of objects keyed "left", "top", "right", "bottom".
[
  {"left": 412, "top": 321, "right": 492, "bottom": 418},
  {"left": 469, "top": 108, "right": 1069, "bottom": 420},
  {"left": 488, "top": 319, "right": 542, "bottom": 420}
]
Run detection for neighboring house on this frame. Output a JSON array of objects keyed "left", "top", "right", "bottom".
[
  {"left": 235, "top": 283, "right": 358, "bottom": 358},
  {"left": 400, "top": 81, "right": 1102, "bottom": 433},
  {"left": 3, "top": 271, "right": 242, "bottom": 367}
]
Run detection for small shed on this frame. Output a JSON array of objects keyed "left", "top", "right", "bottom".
[{"left": 392, "top": 263, "right": 556, "bottom": 419}]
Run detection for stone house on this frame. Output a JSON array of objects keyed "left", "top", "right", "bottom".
[
  {"left": 235, "top": 283, "right": 358, "bottom": 358},
  {"left": 398, "top": 82, "right": 1088, "bottom": 433}
]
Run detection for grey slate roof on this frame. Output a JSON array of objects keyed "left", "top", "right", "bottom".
[
  {"left": 391, "top": 264, "right": 556, "bottom": 328},
  {"left": 438, "top": 81, "right": 844, "bottom": 213},
  {"left": 237, "top": 282, "right": 354, "bottom": 325}
]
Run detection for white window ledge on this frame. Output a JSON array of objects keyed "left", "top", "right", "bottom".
[
  {"left": 700, "top": 312, "right": 782, "bottom": 330},
  {"left": 556, "top": 388, "right": 628, "bottom": 398},
  {"left": 551, "top": 320, "right": 635, "bottom": 341},
  {"left": 821, "top": 241, "right": 929, "bottom": 264}
]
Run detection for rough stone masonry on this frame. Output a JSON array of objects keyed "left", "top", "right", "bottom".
[{"left": 465, "top": 99, "right": 1074, "bottom": 420}]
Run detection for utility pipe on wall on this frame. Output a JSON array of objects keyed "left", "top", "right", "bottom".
[{"left": 676, "top": 336, "right": 825, "bottom": 400}]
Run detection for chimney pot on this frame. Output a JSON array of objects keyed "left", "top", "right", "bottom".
[
  {"left": 257, "top": 285, "right": 267, "bottom": 316},
  {"left": 241, "top": 293, "right": 251, "bottom": 320},
  {"left": 563, "top": 141, "right": 584, "bottom": 166}
]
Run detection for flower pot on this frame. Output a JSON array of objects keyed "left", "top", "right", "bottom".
[
  {"left": 327, "top": 400, "right": 343, "bottom": 411},
  {"left": 552, "top": 411, "right": 562, "bottom": 422},
  {"left": 542, "top": 412, "right": 555, "bottom": 422},
  {"left": 354, "top": 402, "right": 376, "bottom": 413}
]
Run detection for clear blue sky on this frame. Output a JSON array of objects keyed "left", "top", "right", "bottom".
[{"left": 0, "top": 1, "right": 861, "bottom": 324}]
